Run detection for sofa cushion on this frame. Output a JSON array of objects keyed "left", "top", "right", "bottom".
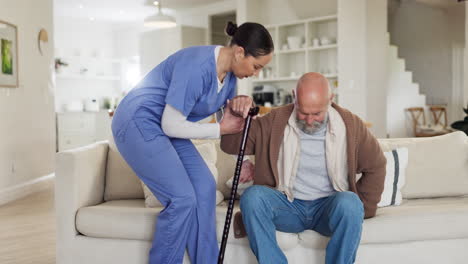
[
  {"left": 378, "top": 132, "right": 468, "bottom": 199},
  {"left": 104, "top": 139, "right": 144, "bottom": 201},
  {"left": 77, "top": 197, "right": 468, "bottom": 251},
  {"left": 299, "top": 196, "right": 468, "bottom": 249},
  {"left": 76, "top": 200, "right": 160, "bottom": 241},
  {"left": 214, "top": 140, "right": 256, "bottom": 199},
  {"left": 76, "top": 200, "right": 299, "bottom": 251}
]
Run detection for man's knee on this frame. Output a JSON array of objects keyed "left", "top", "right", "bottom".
[
  {"left": 331, "top": 191, "right": 364, "bottom": 220},
  {"left": 240, "top": 185, "right": 270, "bottom": 212}
]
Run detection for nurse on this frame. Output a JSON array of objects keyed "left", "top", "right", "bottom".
[{"left": 111, "top": 21, "right": 273, "bottom": 264}]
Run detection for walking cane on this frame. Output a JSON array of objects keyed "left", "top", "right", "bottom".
[{"left": 218, "top": 106, "right": 259, "bottom": 264}]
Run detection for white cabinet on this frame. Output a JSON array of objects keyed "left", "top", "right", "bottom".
[{"left": 56, "top": 112, "right": 112, "bottom": 152}]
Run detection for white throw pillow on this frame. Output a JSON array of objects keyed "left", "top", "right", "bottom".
[
  {"left": 378, "top": 132, "right": 468, "bottom": 199},
  {"left": 378, "top": 147, "right": 409, "bottom": 207},
  {"left": 225, "top": 156, "right": 254, "bottom": 197},
  {"left": 225, "top": 178, "right": 253, "bottom": 197},
  {"left": 141, "top": 140, "right": 223, "bottom": 207}
]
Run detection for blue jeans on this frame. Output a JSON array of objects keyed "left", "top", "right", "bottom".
[{"left": 240, "top": 186, "right": 364, "bottom": 264}]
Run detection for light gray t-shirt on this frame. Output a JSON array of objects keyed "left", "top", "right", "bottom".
[{"left": 293, "top": 122, "right": 336, "bottom": 201}]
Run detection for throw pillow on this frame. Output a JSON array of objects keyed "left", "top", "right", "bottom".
[
  {"left": 225, "top": 178, "right": 253, "bottom": 197},
  {"left": 141, "top": 140, "right": 222, "bottom": 207},
  {"left": 225, "top": 158, "right": 254, "bottom": 197},
  {"left": 378, "top": 147, "right": 409, "bottom": 207}
]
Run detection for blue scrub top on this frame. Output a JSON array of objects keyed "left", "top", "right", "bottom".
[{"left": 115, "top": 45, "right": 237, "bottom": 141}]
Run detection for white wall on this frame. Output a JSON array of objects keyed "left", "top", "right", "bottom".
[
  {"left": 447, "top": 4, "right": 466, "bottom": 123},
  {"left": 178, "top": 0, "right": 236, "bottom": 29},
  {"left": 448, "top": 6, "right": 465, "bottom": 45},
  {"left": 338, "top": 0, "right": 367, "bottom": 120},
  {"left": 450, "top": 5, "right": 466, "bottom": 122},
  {"left": 366, "top": 0, "right": 389, "bottom": 137},
  {"left": 466, "top": 4, "right": 468, "bottom": 111},
  {"left": 337, "top": 0, "right": 389, "bottom": 137},
  {"left": 388, "top": 1, "right": 454, "bottom": 109},
  {"left": 112, "top": 24, "right": 146, "bottom": 93},
  {"left": 237, "top": 0, "right": 337, "bottom": 25},
  {"left": 0, "top": 0, "right": 55, "bottom": 191},
  {"left": 113, "top": 23, "right": 144, "bottom": 59},
  {"left": 262, "top": 0, "right": 337, "bottom": 25}
]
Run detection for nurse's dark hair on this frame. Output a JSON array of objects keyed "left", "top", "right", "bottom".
[{"left": 225, "top": 21, "right": 274, "bottom": 57}]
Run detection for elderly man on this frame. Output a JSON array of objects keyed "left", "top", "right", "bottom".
[{"left": 221, "top": 72, "right": 386, "bottom": 264}]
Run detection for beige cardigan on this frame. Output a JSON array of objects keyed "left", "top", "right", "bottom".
[
  {"left": 221, "top": 103, "right": 386, "bottom": 238},
  {"left": 277, "top": 105, "right": 349, "bottom": 202}
]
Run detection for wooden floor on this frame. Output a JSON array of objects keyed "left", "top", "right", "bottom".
[{"left": 0, "top": 184, "right": 56, "bottom": 264}]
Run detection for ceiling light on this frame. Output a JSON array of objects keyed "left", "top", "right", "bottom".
[
  {"left": 79, "top": 4, "right": 84, "bottom": 9},
  {"left": 144, "top": 0, "right": 176, "bottom": 28}
]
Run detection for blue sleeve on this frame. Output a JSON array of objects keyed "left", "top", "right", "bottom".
[
  {"left": 226, "top": 75, "right": 237, "bottom": 103},
  {"left": 227, "top": 84, "right": 237, "bottom": 100},
  {"left": 165, "top": 59, "right": 205, "bottom": 117}
]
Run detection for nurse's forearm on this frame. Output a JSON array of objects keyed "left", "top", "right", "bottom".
[{"left": 161, "top": 104, "right": 220, "bottom": 139}]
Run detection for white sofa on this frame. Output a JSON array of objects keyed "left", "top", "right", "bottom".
[{"left": 55, "top": 131, "right": 468, "bottom": 264}]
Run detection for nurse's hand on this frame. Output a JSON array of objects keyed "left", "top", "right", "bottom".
[
  {"left": 220, "top": 104, "right": 245, "bottom": 135},
  {"left": 229, "top": 95, "right": 255, "bottom": 119}
]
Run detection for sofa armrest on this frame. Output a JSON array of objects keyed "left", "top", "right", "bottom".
[{"left": 55, "top": 141, "right": 109, "bottom": 262}]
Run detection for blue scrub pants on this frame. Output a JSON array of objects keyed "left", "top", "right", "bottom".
[{"left": 112, "top": 119, "right": 218, "bottom": 264}]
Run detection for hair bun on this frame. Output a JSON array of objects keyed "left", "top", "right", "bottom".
[{"left": 225, "top": 21, "right": 238, "bottom": 36}]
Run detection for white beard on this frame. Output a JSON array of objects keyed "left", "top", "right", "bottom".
[{"left": 296, "top": 113, "right": 328, "bottom": 135}]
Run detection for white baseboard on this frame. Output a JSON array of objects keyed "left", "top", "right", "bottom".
[{"left": 0, "top": 173, "right": 55, "bottom": 206}]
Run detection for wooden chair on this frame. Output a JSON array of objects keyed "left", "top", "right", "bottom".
[
  {"left": 406, "top": 107, "right": 450, "bottom": 137},
  {"left": 429, "top": 105, "right": 448, "bottom": 128}
]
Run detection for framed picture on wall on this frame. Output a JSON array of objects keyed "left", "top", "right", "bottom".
[{"left": 0, "top": 20, "right": 18, "bottom": 88}]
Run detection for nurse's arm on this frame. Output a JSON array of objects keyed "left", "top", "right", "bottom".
[{"left": 161, "top": 104, "right": 221, "bottom": 139}]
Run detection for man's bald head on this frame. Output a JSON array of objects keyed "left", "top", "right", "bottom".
[
  {"left": 294, "top": 72, "right": 331, "bottom": 106},
  {"left": 293, "top": 72, "right": 333, "bottom": 134}
]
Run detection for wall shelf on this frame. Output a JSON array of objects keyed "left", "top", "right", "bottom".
[
  {"left": 56, "top": 74, "right": 120, "bottom": 81},
  {"left": 55, "top": 55, "right": 124, "bottom": 82},
  {"left": 258, "top": 15, "right": 338, "bottom": 85},
  {"left": 252, "top": 73, "right": 337, "bottom": 83},
  {"left": 308, "top": 44, "right": 338, "bottom": 51},
  {"left": 252, "top": 77, "right": 300, "bottom": 83},
  {"left": 277, "top": 48, "right": 307, "bottom": 54}
]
